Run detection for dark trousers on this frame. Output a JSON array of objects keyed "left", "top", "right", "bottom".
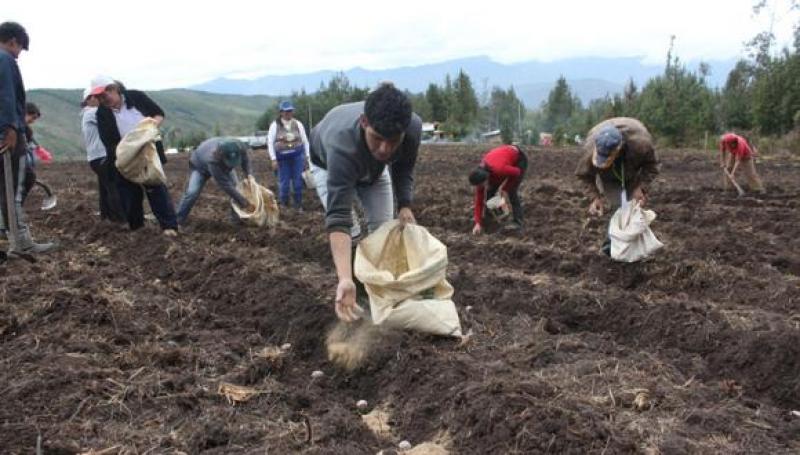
[
  {"left": 116, "top": 175, "right": 178, "bottom": 230},
  {"left": 89, "top": 158, "right": 126, "bottom": 222},
  {"left": 277, "top": 149, "right": 305, "bottom": 207}
]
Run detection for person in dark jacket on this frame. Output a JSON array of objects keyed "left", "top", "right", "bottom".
[
  {"left": 0, "top": 21, "right": 56, "bottom": 255},
  {"left": 90, "top": 75, "right": 178, "bottom": 235},
  {"left": 175, "top": 137, "right": 255, "bottom": 224},
  {"left": 309, "top": 83, "right": 422, "bottom": 322},
  {"left": 468, "top": 144, "right": 527, "bottom": 235},
  {"left": 575, "top": 117, "right": 659, "bottom": 254}
]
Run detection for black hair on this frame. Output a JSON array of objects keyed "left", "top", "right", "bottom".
[
  {"left": 0, "top": 22, "right": 29, "bottom": 50},
  {"left": 26, "top": 102, "right": 40, "bottom": 117},
  {"left": 364, "top": 82, "right": 412, "bottom": 138},
  {"left": 468, "top": 166, "right": 489, "bottom": 186}
]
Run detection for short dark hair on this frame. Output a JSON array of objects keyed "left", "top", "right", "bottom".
[
  {"left": 469, "top": 166, "right": 489, "bottom": 186},
  {"left": 364, "top": 82, "right": 412, "bottom": 138},
  {"left": 0, "top": 22, "right": 29, "bottom": 50},
  {"left": 26, "top": 102, "right": 40, "bottom": 117}
]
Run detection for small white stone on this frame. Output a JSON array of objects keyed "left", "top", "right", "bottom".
[
  {"left": 311, "top": 370, "right": 324, "bottom": 379},
  {"left": 791, "top": 410, "right": 800, "bottom": 418},
  {"left": 398, "top": 440, "right": 412, "bottom": 450},
  {"left": 356, "top": 399, "right": 368, "bottom": 409},
  {"left": 281, "top": 343, "right": 292, "bottom": 350},
  {"left": 465, "top": 306, "right": 473, "bottom": 312}
]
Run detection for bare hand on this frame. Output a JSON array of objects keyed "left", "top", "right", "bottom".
[
  {"left": 335, "top": 279, "right": 361, "bottom": 322},
  {"left": 1, "top": 128, "right": 18, "bottom": 151},
  {"left": 588, "top": 197, "right": 605, "bottom": 217},
  {"left": 472, "top": 223, "right": 482, "bottom": 235},
  {"left": 631, "top": 187, "right": 647, "bottom": 205},
  {"left": 398, "top": 207, "right": 416, "bottom": 226}
]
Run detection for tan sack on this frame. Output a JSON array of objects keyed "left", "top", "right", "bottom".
[
  {"left": 231, "top": 176, "right": 279, "bottom": 227},
  {"left": 354, "top": 220, "right": 462, "bottom": 337},
  {"left": 608, "top": 200, "right": 664, "bottom": 262},
  {"left": 115, "top": 118, "right": 167, "bottom": 186}
]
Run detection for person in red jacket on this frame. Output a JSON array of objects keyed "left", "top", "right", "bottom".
[
  {"left": 719, "top": 133, "right": 764, "bottom": 194},
  {"left": 469, "top": 144, "right": 527, "bottom": 235}
]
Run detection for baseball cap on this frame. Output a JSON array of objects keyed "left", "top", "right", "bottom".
[
  {"left": 593, "top": 126, "right": 623, "bottom": 167},
  {"left": 89, "top": 75, "right": 115, "bottom": 96},
  {"left": 279, "top": 100, "right": 295, "bottom": 112},
  {"left": 219, "top": 139, "right": 244, "bottom": 168}
]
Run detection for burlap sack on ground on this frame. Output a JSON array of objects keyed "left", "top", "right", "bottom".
[
  {"left": 354, "top": 220, "right": 462, "bottom": 337},
  {"left": 608, "top": 200, "right": 664, "bottom": 262},
  {"left": 115, "top": 118, "right": 167, "bottom": 186},
  {"left": 231, "top": 176, "right": 279, "bottom": 227}
]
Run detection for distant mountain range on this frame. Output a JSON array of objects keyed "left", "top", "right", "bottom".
[{"left": 192, "top": 55, "right": 738, "bottom": 107}]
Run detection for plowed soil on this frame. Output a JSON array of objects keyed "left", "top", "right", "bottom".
[{"left": 1, "top": 144, "right": 799, "bottom": 454}]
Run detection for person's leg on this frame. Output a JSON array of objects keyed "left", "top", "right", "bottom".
[
  {"left": 291, "top": 154, "right": 304, "bottom": 209},
  {"left": 742, "top": 157, "right": 765, "bottom": 193},
  {"left": 175, "top": 170, "right": 208, "bottom": 225},
  {"left": 277, "top": 158, "right": 291, "bottom": 206},
  {"left": 356, "top": 167, "right": 394, "bottom": 234},
  {"left": 103, "top": 163, "right": 127, "bottom": 222},
  {"left": 597, "top": 177, "right": 624, "bottom": 256},
  {"left": 145, "top": 183, "right": 178, "bottom": 230},
  {"left": 117, "top": 177, "right": 145, "bottom": 230},
  {"left": 89, "top": 159, "right": 109, "bottom": 218},
  {"left": 18, "top": 155, "right": 35, "bottom": 206},
  {"left": 311, "top": 163, "right": 361, "bottom": 238},
  {"left": 508, "top": 189, "right": 523, "bottom": 227}
]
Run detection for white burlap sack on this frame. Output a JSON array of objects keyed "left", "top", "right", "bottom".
[
  {"left": 231, "top": 176, "right": 279, "bottom": 227},
  {"left": 608, "top": 200, "right": 664, "bottom": 262},
  {"left": 354, "top": 220, "right": 462, "bottom": 337},
  {"left": 302, "top": 169, "right": 315, "bottom": 189},
  {"left": 115, "top": 118, "right": 167, "bottom": 186}
]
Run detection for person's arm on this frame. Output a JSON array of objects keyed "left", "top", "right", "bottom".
[
  {"left": 130, "top": 90, "right": 165, "bottom": 119},
  {"left": 81, "top": 110, "right": 105, "bottom": 158},
  {"left": 390, "top": 138, "right": 419, "bottom": 212},
  {"left": 209, "top": 161, "right": 249, "bottom": 208},
  {"left": 575, "top": 150, "right": 602, "bottom": 200},
  {"left": 241, "top": 147, "right": 252, "bottom": 177},
  {"left": 634, "top": 145, "right": 659, "bottom": 191},
  {"left": 298, "top": 120, "right": 311, "bottom": 167},
  {"left": 266, "top": 122, "right": 277, "bottom": 162},
  {"left": 473, "top": 184, "right": 485, "bottom": 234},
  {"left": 329, "top": 231, "right": 360, "bottom": 321},
  {"left": 0, "top": 57, "right": 20, "bottom": 149}
]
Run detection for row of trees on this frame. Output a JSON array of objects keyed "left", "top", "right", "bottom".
[{"left": 256, "top": 10, "right": 799, "bottom": 148}]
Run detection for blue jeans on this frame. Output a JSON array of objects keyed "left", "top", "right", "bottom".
[
  {"left": 176, "top": 169, "right": 239, "bottom": 224},
  {"left": 116, "top": 173, "right": 178, "bottom": 230},
  {"left": 277, "top": 150, "right": 305, "bottom": 207}
]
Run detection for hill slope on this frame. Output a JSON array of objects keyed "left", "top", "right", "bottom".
[{"left": 27, "top": 89, "right": 274, "bottom": 160}]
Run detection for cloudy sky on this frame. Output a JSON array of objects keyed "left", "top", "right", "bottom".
[{"left": 5, "top": 0, "right": 798, "bottom": 90}]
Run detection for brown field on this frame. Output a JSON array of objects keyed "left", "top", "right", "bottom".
[{"left": 1, "top": 144, "right": 799, "bottom": 454}]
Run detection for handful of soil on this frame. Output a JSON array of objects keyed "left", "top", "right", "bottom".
[{"left": 326, "top": 317, "right": 382, "bottom": 371}]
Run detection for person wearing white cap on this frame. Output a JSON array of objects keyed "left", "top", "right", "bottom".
[
  {"left": 91, "top": 75, "right": 178, "bottom": 235},
  {"left": 81, "top": 86, "right": 125, "bottom": 222},
  {"left": 575, "top": 117, "right": 659, "bottom": 254}
]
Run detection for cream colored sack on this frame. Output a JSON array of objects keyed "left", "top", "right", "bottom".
[
  {"left": 608, "top": 200, "right": 664, "bottom": 262},
  {"left": 302, "top": 169, "right": 315, "bottom": 189},
  {"left": 115, "top": 118, "right": 167, "bottom": 186},
  {"left": 354, "top": 220, "right": 462, "bottom": 337},
  {"left": 231, "top": 176, "right": 279, "bottom": 227}
]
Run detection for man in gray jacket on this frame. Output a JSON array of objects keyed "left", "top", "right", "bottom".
[
  {"left": 175, "top": 138, "right": 254, "bottom": 225},
  {"left": 309, "top": 83, "right": 422, "bottom": 322}
]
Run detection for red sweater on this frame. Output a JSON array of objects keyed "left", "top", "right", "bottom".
[
  {"left": 473, "top": 145, "right": 523, "bottom": 225},
  {"left": 720, "top": 133, "right": 754, "bottom": 159}
]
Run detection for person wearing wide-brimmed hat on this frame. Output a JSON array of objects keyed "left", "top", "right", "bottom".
[
  {"left": 267, "top": 100, "right": 309, "bottom": 210},
  {"left": 575, "top": 117, "right": 659, "bottom": 253}
]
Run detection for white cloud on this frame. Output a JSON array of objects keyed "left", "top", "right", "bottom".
[{"left": 6, "top": 0, "right": 798, "bottom": 89}]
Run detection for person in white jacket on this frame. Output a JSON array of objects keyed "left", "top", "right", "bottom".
[{"left": 267, "top": 100, "right": 310, "bottom": 210}]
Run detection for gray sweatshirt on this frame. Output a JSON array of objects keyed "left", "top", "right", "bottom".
[
  {"left": 190, "top": 137, "right": 252, "bottom": 208},
  {"left": 81, "top": 107, "right": 106, "bottom": 162},
  {"left": 310, "top": 102, "right": 422, "bottom": 233}
]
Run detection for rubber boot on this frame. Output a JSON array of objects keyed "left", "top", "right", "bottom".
[{"left": 12, "top": 226, "right": 57, "bottom": 254}]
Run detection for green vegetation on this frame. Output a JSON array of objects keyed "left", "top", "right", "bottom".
[{"left": 27, "top": 89, "right": 274, "bottom": 160}]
